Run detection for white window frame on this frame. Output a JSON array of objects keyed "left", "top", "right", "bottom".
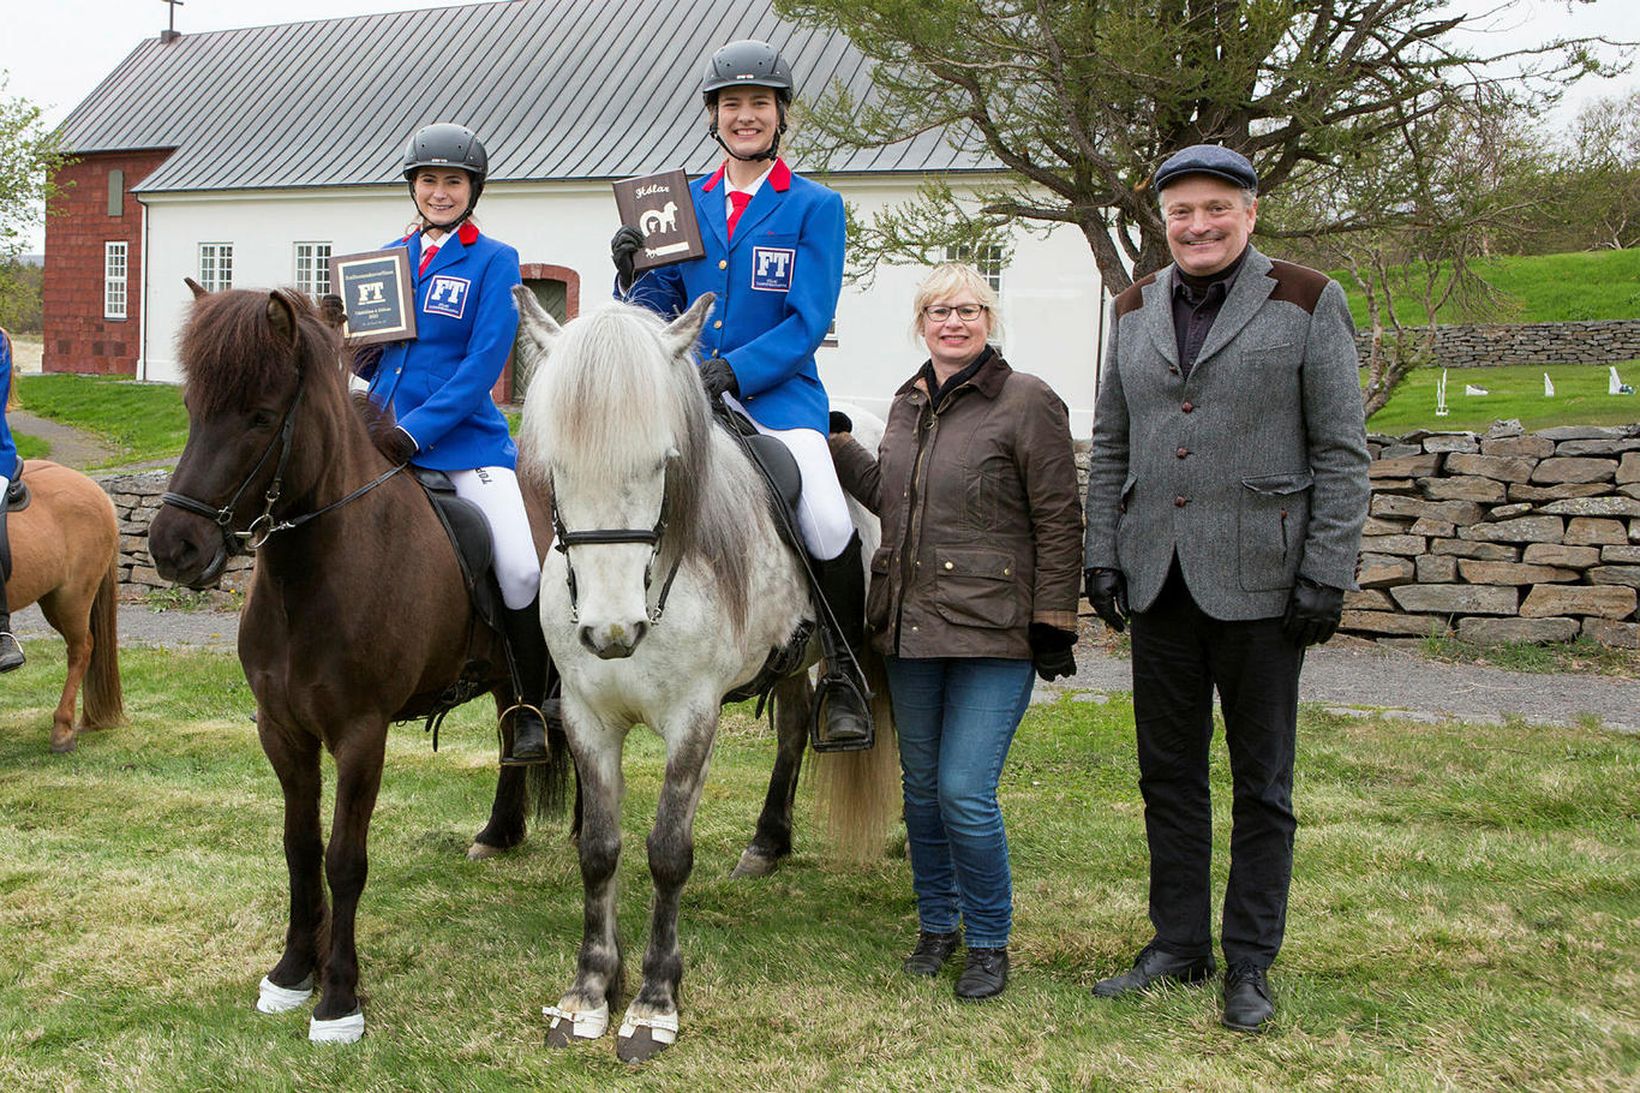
[
  {"left": 945, "top": 243, "right": 1005, "bottom": 292},
  {"left": 294, "top": 241, "right": 332, "bottom": 298},
  {"left": 199, "top": 242, "right": 234, "bottom": 292},
  {"left": 104, "top": 241, "right": 128, "bottom": 320}
]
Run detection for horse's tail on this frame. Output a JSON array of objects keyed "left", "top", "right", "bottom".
[
  {"left": 525, "top": 721, "right": 575, "bottom": 825},
  {"left": 811, "top": 649, "right": 899, "bottom": 861},
  {"left": 79, "top": 553, "right": 124, "bottom": 730}
]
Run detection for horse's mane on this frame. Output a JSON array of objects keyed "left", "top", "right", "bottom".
[
  {"left": 178, "top": 290, "right": 344, "bottom": 413},
  {"left": 522, "top": 302, "right": 762, "bottom": 636}
]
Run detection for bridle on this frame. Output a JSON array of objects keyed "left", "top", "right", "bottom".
[
  {"left": 549, "top": 462, "right": 682, "bottom": 627},
  {"left": 161, "top": 369, "right": 404, "bottom": 574}
]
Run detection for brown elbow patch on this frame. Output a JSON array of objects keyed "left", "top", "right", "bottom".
[
  {"left": 1266, "top": 261, "right": 1329, "bottom": 314},
  {"left": 1113, "top": 272, "right": 1157, "bottom": 319}
]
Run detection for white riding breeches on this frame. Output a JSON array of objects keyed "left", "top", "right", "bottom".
[
  {"left": 723, "top": 397, "right": 855, "bottom": 560},
  {"left": 449, "top": 465, "right": 542, "bottom": 611},
  {"left": 0, "top": 475, "right": 8, "bottom": 498}
]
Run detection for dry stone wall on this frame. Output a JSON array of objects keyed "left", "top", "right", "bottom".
[
  {"left": 1348, "top": 422, "right": 1640, "bottom": 648},
  {"left": 1355, "top": 319, "right": 1640, "bottom": 368},
  {"left": 101, "top": 469, "right": 253, "bottom": 599}
]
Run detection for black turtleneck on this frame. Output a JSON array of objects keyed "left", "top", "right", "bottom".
[
  {"left": 1171, "top": 246, "right": 1249, "bottom": 378},
  {"left": 919, "top": 344, "right": 995, "bottom": 410}
]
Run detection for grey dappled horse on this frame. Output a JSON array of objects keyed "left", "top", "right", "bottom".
[{"left": 511, "top": 288, "right": 897, "bottom": 1062}]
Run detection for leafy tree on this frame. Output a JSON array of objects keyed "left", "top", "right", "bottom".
[
  {"left": 1555, "top": 89, "right": 1640, "bottom": 251},
  {"left": 0, "top": 74, "right": 64, "bottom": 316},
  {"left": 779, "top": 0, "right": 1629, "bottom": 291}
]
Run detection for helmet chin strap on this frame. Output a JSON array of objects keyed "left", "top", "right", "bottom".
[{"left": 708, "top": 102, "right": 787, "bottom": 162}]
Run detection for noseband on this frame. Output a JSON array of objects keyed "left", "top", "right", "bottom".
[
  {"left": 161, "top": 371, "right": 405, "bottom": 564},
  {"left": 550, "top": 464, "right": 683, "bottom": 627}
]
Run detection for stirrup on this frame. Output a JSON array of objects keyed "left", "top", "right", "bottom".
[
  {"left": 497, "top": 702, "right": 551, "bottom": 767},
  {"left": 0, "top": 631, "right": 23, "bottom": 673},
  {"left": 809, "top": 671, "right": 874, "bottom": 753}
]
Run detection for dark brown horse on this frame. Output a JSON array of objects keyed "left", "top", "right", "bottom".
[
  {"left": 3, "top": 460, "right": 123, "bottom": 752},
  {"left": 148, "top": 286, "right": 571, "bottom": 1043}
]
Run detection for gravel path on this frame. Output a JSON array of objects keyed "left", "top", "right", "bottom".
[
  {"left": 13, "top": 603, "right": 1637, "bottom": 733},
  {"left": 8, "top": 410, "right": 117, "bottom": 469}
]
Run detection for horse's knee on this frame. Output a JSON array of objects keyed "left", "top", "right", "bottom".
[
  {"left": 579, "top": 827, "right": 621, "bottom": 883},
  {"left": 646, "top": 828, "right": 694, "bottom": 890}
]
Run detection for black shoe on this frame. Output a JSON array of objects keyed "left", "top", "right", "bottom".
[
  {"left": 954, "top": 947, "right": 1008, "bottom": 1001},
  {"left": 0, "top": 631, "right": 23, "bottom": 674},
  {"left": 809, "top": 534, "right": 875, "bottom": 752},
  {"left": 1091, "top": 942, "right": 1215, "bottom": 998},
  {"left": 1221, "top": 962, "right": 1274, "bottom": 1032},
  {"left": 499, "top": 598, "right": 559, "bottom": 767},
  {"left": 901, "top": 930, "right": 960, "bottom": 977}
]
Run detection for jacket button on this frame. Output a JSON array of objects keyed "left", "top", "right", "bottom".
[
  {"left": 1181, "top": 401, "right": 1194, "bottom": 413},
  {"left": 718, "top": 260, "right": 727, "bottom": 270},
  {"left": 1175, "top": 496, "right": 1188, "bottom": 507},
  {"left": 943, "top": 561, "right": 954, "bottom": 570},
  {"left": 713, "top": 320, "right": 723, "bottom": 329},
  {"left": 1176, "top": 447, "right": 1189, "bottom": 459}
]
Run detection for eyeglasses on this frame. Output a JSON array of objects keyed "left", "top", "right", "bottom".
[{"left": 923, "top": 303, "right": 987, "bottom": 322}]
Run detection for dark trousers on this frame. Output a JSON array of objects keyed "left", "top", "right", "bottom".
[{"left": 1129, "top": 563, "right": 1303, "bottom": 967}]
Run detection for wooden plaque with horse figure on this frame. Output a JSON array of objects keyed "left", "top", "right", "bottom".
[
  {"left": 612, "top": 169, "right": 705, "bottom": 273},
  {"left": 327, "top": 248, "right": 417, "bottom": 345}
]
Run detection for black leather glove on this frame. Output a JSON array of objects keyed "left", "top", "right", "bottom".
[
  {"left": 610, "top": 225, "right": 645, "bottom": 292},
  {"left": 828, "top": 409, "right": 854, "bottom": 435},
  {"left": 1283, "top": 576, "right": 1344, "bottom": 647},
  {"left": 1028, "top": 622, "right": 1078, "bottom": 682},
  {"left": 1084, "top": 567, "right": 1127, "bottom": 633},
  {"left": 372, "top": 423, "right": 417, "bottom": 465},
  {"left": 700, "top": 357, "right": 739, "bottom": 400}
]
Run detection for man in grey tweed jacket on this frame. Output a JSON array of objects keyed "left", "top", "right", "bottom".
[{"left": 1082, "top": 145, "right": 1369, "bottom": 1032}]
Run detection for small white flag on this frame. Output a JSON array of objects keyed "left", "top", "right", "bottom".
[
  {"left": 1610, "top": 366, "right": 1633, "bottom": 396},
  {"left": 1543, "top": 373, "right": 1555, "bottom": 398},
  {"left": 1464, "top": 384, "right": 1489, "bottom": 396}
]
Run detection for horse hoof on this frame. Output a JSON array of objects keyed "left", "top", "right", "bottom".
[
  {"left": 467, "top": 841, "right": 507, "bottom": 861},
  {"left": 543, "top": 1002, "right": 609, "bottom": 1048},
  {"left": 256, "top": 975, "right": 314, "bottom": 1014},
  {"left": 50, "top": 735, "right": 78, "bottom": 755},
  {"left": 616, "top": 1011, "right": 678, "bottom": 1063},
  {"left": 730, "top": 848, "right": 779, "bottom": 878},
  {"left": 309, "top": 1009, "right": 365, "bottom": 1044}
]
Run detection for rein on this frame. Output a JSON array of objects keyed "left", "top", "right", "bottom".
[
  {"left": 549, "top": 463, "right": 683, "bottom": 626},
  {"left": 161, "top": 372, "right": 406, "bottom": 560}
]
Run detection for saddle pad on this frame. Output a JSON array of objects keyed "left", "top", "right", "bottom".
[{"left": 410, "top": 467, "right": 501, "bottom": 632}]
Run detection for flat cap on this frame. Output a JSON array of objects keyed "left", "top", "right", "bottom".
[{"left": 1153, "top": 144, "right": 1258, "bottom": 194}]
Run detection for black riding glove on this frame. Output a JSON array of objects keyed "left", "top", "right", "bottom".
[
  {"left": 373, "top": 423, "right": 417, "bottom": 465},
  {"left": 1085, "top": 567, "right": 1128, "bottom": 633},
  {"left": 1282, "top": 576, "right": 1344, "bottom": 647},
  {"left": 828, "top": 409, "right": 854, "bottom": 435},
  {"left": 1028, "top": 622, "right": 1078, "bottom": 682},
  {"left": 610, "top": 225, "right": 645, "bottom": 292},
  {"left": 700, "top": 358, "right": 739, "bottom": 400}
]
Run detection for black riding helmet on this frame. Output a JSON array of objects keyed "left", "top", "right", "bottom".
[
  {"left": 401, "top": 123, "right": 489, "bottom": 227},
  {"left": 700, "top": 39, "right": 794, "bottom": 162}
]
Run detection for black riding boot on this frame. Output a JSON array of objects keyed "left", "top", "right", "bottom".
[
  {"left": 499, "top": 597, "right": 558, "bottom": 766},
  {"left": 0, "top": 599, "right": 22, "bottom": 674},
  {"left": 810, "top": 532, "right": 874, "bottom": 752}
]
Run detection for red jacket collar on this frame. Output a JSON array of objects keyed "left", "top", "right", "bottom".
[
  {"left": 702, "top": 157, "right": 791, "bottom": 193},
  {"left": 398, "top": 221, "right": 481, "bottom": 246}
]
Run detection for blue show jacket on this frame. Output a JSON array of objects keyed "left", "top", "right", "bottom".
[
  {"left": 626, "top": 158, "right": 845, "bottom": 433},
  {"left": 364, "top": 222, "right": 522, "bottom": 471},
  {"left": 0, "top": 331, "right": 17, "bottom": 481}
]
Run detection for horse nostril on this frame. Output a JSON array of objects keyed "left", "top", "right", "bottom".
[
  {"left": 631, "top": 621, "right": 649, "bottom": 647},
  {"left": 578, "top": 626, "right": 598, "bottom": 653}
]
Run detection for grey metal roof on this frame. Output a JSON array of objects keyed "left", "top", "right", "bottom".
[{"left": 56, "top": 0, "right": 991, "bottom": 193}]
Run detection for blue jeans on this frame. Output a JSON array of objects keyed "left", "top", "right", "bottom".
[{"left": 885, "top": 655, "right": 1035, "bottom": 949}]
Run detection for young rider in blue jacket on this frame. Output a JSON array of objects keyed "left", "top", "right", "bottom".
[
  {"left": 611, "top": 39, "right": 870, "bottom": 749},
  {"left": 359, "top": 123, "right": 552, "bottom": 765},
  {"left": 0, "top": 327, "right": 22, "bottom": 672}
]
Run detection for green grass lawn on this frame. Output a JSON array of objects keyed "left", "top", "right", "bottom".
[
  {"left": 11, "top": 431, "right": 48, "bottom": 460},
  {"left": 1337, "top": 248, "right": 1640, "bottom": 327},
  {"left": 1, "top": 647, "right": 1635, "bottom": 1088},
  {"left": 1366, "top": 360, "right": 1640, "bottom": 433},
  {"left": 13, "top": 373, "right": 190, "bottom": 467}
]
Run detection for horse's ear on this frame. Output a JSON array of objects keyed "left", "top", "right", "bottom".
[
  {"left": 512, "top": 284, "right": 561, "bottom": 358},
  {"left": 266, "top": 291, "right": 298, "bottom": 345},
  {"left": 662, "top": 293, "right": 715, "bottom": 359},
  {"left": 184, "top": 277, "right": 208, "bottom": 300}
]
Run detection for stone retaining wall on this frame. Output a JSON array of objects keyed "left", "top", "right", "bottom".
[
  {"left": 1348, "top": 422, "right": 1639, "bottom": 648},
  {"left": 101, "top": 469, "right": 253, "bottom": 599},
  {"left": 1356, "top": 319, "right": 1640, "bottom": 368}
]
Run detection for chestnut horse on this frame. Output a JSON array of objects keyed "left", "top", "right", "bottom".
[
  {"left": 148, "top": 287, "right": 572, "bottom": 1043},
  {"left": 3, "top": 460, "right": 123, "bottom": 752}
]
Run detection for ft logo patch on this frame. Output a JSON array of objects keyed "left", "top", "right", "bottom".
[
  {"left": 425, "top": 275, "right": 471, "bottom": 319},
  {"left": 751, "top": 247, "right": 795, "bottom": 292}
]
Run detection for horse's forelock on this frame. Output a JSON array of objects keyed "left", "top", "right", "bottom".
[{"left": 179, "top": 290, "right": 340, "bottom": 413}]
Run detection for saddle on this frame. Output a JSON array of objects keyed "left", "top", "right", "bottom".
[
  {"left": 0, "top": 461, "right": 24, "bottom": 584},
  {"left": 410, "top": 467, "right": 502, "bottom": 634}
]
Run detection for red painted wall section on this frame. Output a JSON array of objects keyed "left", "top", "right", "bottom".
[
  {"left": 498, "top": 262, "right": 581, "bottom": 403},
  {"left": 42, "top": 149, "right": 175, "bottom": 375}
]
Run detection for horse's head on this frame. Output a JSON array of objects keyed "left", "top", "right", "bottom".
[
  {"left": 513, "top": 286, "right": 715, "bottom": 658},
  {"left": 150, "top": 283, "right": 342, "bottom": 588}
]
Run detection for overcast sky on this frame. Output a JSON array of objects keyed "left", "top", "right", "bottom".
[{"left": 7, "top": 0, "right": 1636, "bottom": 251}]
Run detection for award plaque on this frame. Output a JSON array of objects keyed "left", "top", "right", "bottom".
[
  {"left": 328, "top": 249, "right": 417, "bottom": 344},
  {"left": 612, "top": 169, "right": 706, "bottom": 273}
]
